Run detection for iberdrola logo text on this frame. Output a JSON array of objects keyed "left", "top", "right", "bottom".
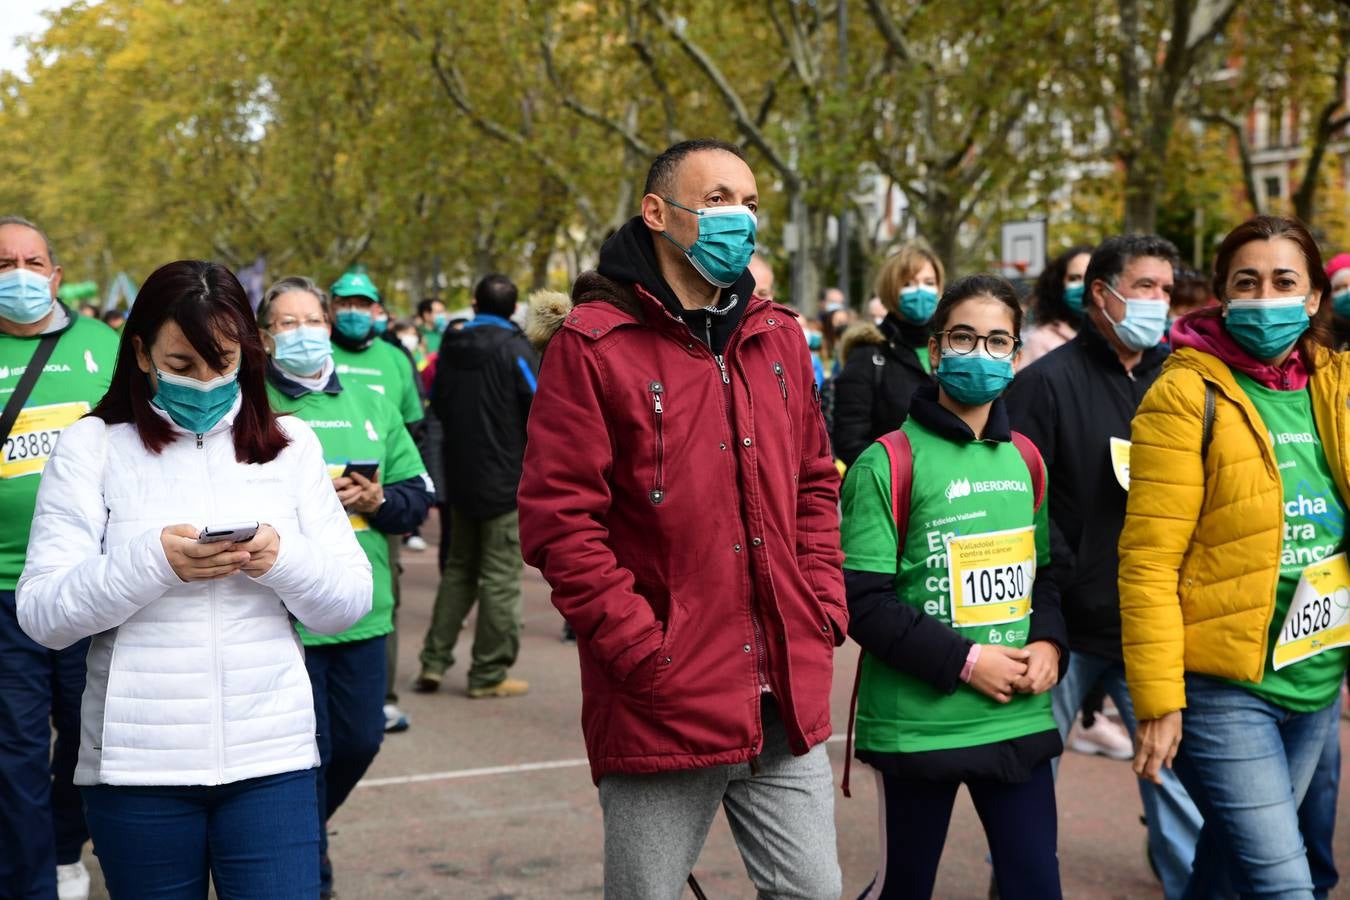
[{"left": 945, "top": 477, "right": 1029, "bottom": 502}]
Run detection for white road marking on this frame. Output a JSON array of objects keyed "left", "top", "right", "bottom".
[{"left": 356, "top": 735, "right": 847, "bottom": 789}]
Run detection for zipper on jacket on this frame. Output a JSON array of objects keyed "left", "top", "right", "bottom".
[
  {"left": 649, "top": 381, "right": 665, "bottom": 505},
  {"left": 773, "top": 361, "right": 788, "bottom": 401},
  {"left": 715, "top": 355, "right": 730, "bottom": 385},
  {"left": 196, "top": 432, "right": 204, "bottom": 449},
  {"left": 751, "top": 607, "right": 770, "bottom": 694}
]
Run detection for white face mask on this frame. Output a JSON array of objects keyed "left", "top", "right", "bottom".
[{"left": 399, "top": 335, "right": 419, "bottom": 353}]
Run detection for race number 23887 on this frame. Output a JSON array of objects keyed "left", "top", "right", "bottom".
[
  {"left": 945, "top": 526, "right": 1036, "bottom": 628},
  {"left": 0, "top": 402, "right": 89, "bottom": 479}
]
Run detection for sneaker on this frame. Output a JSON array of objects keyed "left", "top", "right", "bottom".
[
  {"left": 1068, "top": 715, "right": 1134, "bottom": 760},
  {"left": 56, "top": 862, "right": 90, "bottom": 900},
  {"left": 382, "top": 703, "right": 410, "bottom": 733},
  {"left": 404, "top": 535, "right": 428, "bottom": 552},
  {"left": 467, "top": 678, "right": 530, "bottom": 699},
  {"left": 412, "top": 670, "right": 442, "bottom": 693}
]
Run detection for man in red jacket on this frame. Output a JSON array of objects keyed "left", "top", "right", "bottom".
[{"left": 518, "top": 139, "right": 847, "bottom": 898}]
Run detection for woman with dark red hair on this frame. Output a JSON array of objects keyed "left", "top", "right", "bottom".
[{"left": 15, "top": 260, "right": 372, "bottom": 898}]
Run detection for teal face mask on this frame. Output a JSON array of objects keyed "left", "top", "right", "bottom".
[
  {"left": 1063, "top": 282, "right": 1085, "bottom": 314},
  {"left": 372, "top": 316, "right": 388, "bottom": 335},
  {"left": 660, "top": 199, "right": 758, "bottom": 289},
  {"left": 936, "top": 349, "right": 1014, "bottom": 406},
  {"left": 1333, "top": 288, "right": 1350, "bottom": 318},
  {"left": 899, "top": 286, "right": 939, "bottom": 324},
  {"left": 271, "top": 326, "right": 332, "bottom": 377},
  {"left": 433, "top": 313, "right": 449, "bottom": 331},
  {"left": 0, "top": 268, "right": 55, "bottom": 325},
  {"left": 151, "top": 368, "right": 240, "bottom": 434},
  {"left": 1225, "top": 296, "right": 1310, "bottom": 360},
  {"left": 807, "top": 330, "right": 822, "bottom": 351},
  {"left": 334, "top": 309, "right": 373, "bottom": 340}
]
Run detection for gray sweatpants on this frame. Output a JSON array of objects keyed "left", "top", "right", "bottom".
[{"left": 597, "top": 697, "right": 842, "bottom": 900}]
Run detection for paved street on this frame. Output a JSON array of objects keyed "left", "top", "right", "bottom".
[{"left": 81, "top": 513, "right": 1350, "bottom": 898}]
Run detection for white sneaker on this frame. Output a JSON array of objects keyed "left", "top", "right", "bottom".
[
  {"left": 383, "top": 703, "right": 410, "bottom": 733},
  {"left": 56, "top": 861, "right": 91, "bottom": 900},
  {"left": 1068, "top": 715, "right": 1135, "bottom": 761},
  {"left": 404, "top": 535, "right": 428, "bottom": 552}
]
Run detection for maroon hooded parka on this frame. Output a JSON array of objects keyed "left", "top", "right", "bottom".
[{"left": 518, "top": 271, "right": 847, "bottom": 784}]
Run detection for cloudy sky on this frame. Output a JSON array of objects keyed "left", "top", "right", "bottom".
[{"left": 1, "top": 0, "right": 57, "bottom": 77}]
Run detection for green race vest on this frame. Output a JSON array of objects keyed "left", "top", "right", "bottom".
[
  {"left": 0, "top": 315, "right": 120, "bottom": 589},
  {"left": 841, "top": 417, "right": 1056, "bottom": 753},
  {"left": 267, "top": 380, "right": 428, "bottom": 645},
  {"left": 1230, "top": 372, "right": 1348, "bottom": 712},
  {"left": 330, "top": 340, "right": 423, "bottom": 427}
]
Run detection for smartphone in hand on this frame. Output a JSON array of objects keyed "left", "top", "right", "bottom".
[
  {"left": 341, "top": 460, "right": 379, "bottom": 481},
  {"left": 198, "top": 521, "right": 260, "bottom": 544}
]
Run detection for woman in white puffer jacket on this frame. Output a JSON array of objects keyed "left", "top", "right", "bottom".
[{"left": 17, "top": 260, "right": 371, "bottom": 899}]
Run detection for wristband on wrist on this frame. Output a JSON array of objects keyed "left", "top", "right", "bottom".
[{"left": 959, "top": 643, "right": 982, "bottom": 684}]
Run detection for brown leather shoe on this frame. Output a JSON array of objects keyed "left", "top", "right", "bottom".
[{"left": 466, "top": 678, "right": 530, "bottom": 699}]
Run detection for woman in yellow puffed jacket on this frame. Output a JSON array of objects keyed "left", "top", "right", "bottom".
[{"left": 1119, "top": 215, "right": 1346, "bottom": 898}]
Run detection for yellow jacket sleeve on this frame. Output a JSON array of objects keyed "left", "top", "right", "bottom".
[{"left": 1118, "top": 367, "right": 1207, "bottom": 720}]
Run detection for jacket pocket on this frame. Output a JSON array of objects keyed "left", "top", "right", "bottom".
[
  {"left": 649, "top": 380, "right": 666, "bottom": 505},
  {"left": 650, "top": 593, "right": 682, "bottom": 707}
]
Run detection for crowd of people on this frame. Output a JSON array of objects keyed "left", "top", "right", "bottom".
[{"left": 2, "top": 135, "right": 1349, "bottom": 900}]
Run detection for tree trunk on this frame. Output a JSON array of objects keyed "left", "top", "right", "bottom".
[{"left": 1122, "top": 160, "right": 1161, "bottom": 233}]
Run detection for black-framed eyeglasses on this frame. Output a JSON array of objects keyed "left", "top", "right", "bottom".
[{"left": 937, "top": 329, "right": 1021, "bottom": 360}]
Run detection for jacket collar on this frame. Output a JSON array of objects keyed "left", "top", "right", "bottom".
[
  {"left": 880, "top": 312, "right": 930, "bottom": 351},
  {"left": 465, "top": 313, "right": 518, "bottom": 331},
  {"left": 1075, "top": 313, "right": 1169, "bottom": 377},
  {"left": 265, "top": 358, "right": 341, "bottom": 399},
  {"left": 908, "top": 382, "right": 1013, "bottom": 444}
]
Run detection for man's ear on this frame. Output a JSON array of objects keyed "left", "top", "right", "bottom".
[{"left": 641, "top": 193, "right": 667, "bottom": 233}]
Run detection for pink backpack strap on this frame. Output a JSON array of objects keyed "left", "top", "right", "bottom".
[
  {"left": 843, "top": 429, "right": 913, "bottom": 798},
  {"left": 1010, "top": 431, "right": 1046, "bottom": 512}
]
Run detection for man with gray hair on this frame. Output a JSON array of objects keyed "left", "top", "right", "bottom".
[
  {"left": 1005, "top": 234, "right": 1203, "bottom": 899},
  {"left": 0, "top": 216, "right": 119, "bottom": 900}
]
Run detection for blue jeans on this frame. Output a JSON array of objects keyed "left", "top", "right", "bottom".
[
  {"left": 81, "top": 769, "right": 319, "bottom": 899},
  {"left": 1050, "top": 649, "right": 1202, "bottom": 900},
  {"left": 1175, "top": 674, "right": 1340, "bottom": 900},
  {"left": 1299, "top": 720, "right": 1340, "bottom": 900},
  {"left": 0, "top": 589, "right": 89, "bottom": 900},
  {"left": 305, "top": 636, "right": 387, "bottom": 892}
]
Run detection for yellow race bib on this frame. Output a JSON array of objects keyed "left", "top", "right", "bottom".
[
  {"left": 1272, "top": 553, "right": 1350, "bottom": 670},
  {"left": 1, "top": 401, "right": 89, "bottom": 479},
  {"left": 945, "top": 526, "right": 1036, "bottom": 628},
  {"left": 327, "top": 463, "right": 370, "bottom": 532}
]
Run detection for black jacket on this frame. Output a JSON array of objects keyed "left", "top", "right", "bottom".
[
  {"left": 431, "top": 315, "right": 540, "bottom": 520},
  {"left": 1004, "top": 318, "right": 1169, "bottom": 661},
  {"left": 831, "top": 313, "right": 934, "bottom": 466}
]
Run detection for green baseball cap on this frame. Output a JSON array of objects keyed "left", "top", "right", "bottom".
[{"left": 330, "top": 267, "right": 381, "bottom": 302}]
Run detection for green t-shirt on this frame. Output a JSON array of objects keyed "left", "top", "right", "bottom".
[
  {"left": 1230, "top": 372, "right": 1348, "bottom": 711},
  {"left": 421, "top": 325, "right": 442, "bottom": 355},
  {"left": 0, "top": 314, "right": 120, "bottom": 589},
  {"left": 331, "top": 340, "right": 424, "bottom": 427},
  {"left": 841, "top": 417, "right": 1056, "bottom": 753},
  {"left": 914, "top": 347, "right": 932, "bottom": 374},
  {"left": 267, "top": 380, "right": 428, "bottom": 645}
]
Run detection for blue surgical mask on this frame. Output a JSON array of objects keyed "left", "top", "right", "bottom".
[
  {"left": 0, "top": 268, "right": 55, "bottom": 325},
  {"left": 660, "top": 199, "right": 758, "bottom": 289},
  {"left": 151, "top": 368, "right": 240, "bottom": 434},
  {"left": 372, "top": 316, "right": 388, "bottom": 335},
  {"left": 1332, "top": 288, "right": 1350, "bottom": 318},
  {"left": 1063, "top": 282, "right": 1085, "bottom": 314},
  {"left": 433, "top": 313, "right": 449, "bottom": 331},
  {"left": 334, "top": 308, "right": 373, "bottom": 341},
  {"left": 807, "top": 331, "right": 822, "bottom": 351},
  {"left": 1225, "top": 296, "right": 1310, "bottom": 360},
  {"left": 271, "top": 326, "right": 332, "bottom": 377},
  {"left": 936, "top": 348, "right": 1014, "bottom": 406},
  {"left": 1104, "top": 284, "right": 1168, "bottom": 351},
  {"left": 899, "top": 286, "right": 939, "bottom": 324}
]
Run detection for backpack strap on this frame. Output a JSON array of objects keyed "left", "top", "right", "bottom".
[
  {"left": 843, "top": 428, "right": 913, "bottom": 799},
  {"left": 1201, "top": 382, "right": 1216, "bottom": 460},
  {"left": 1010, "top": 430, "right": 1046, "bottom": 512}
]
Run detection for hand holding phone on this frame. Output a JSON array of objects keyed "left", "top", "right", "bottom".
[
  {"left": 161, "top": 524, "right": 251, "bottom": 582},
  {"left": 334, "top": 461, "right": 383, "bottom": 514},
  {"left": 197, "top": 521, "right": 260, "bottom": 544}
]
